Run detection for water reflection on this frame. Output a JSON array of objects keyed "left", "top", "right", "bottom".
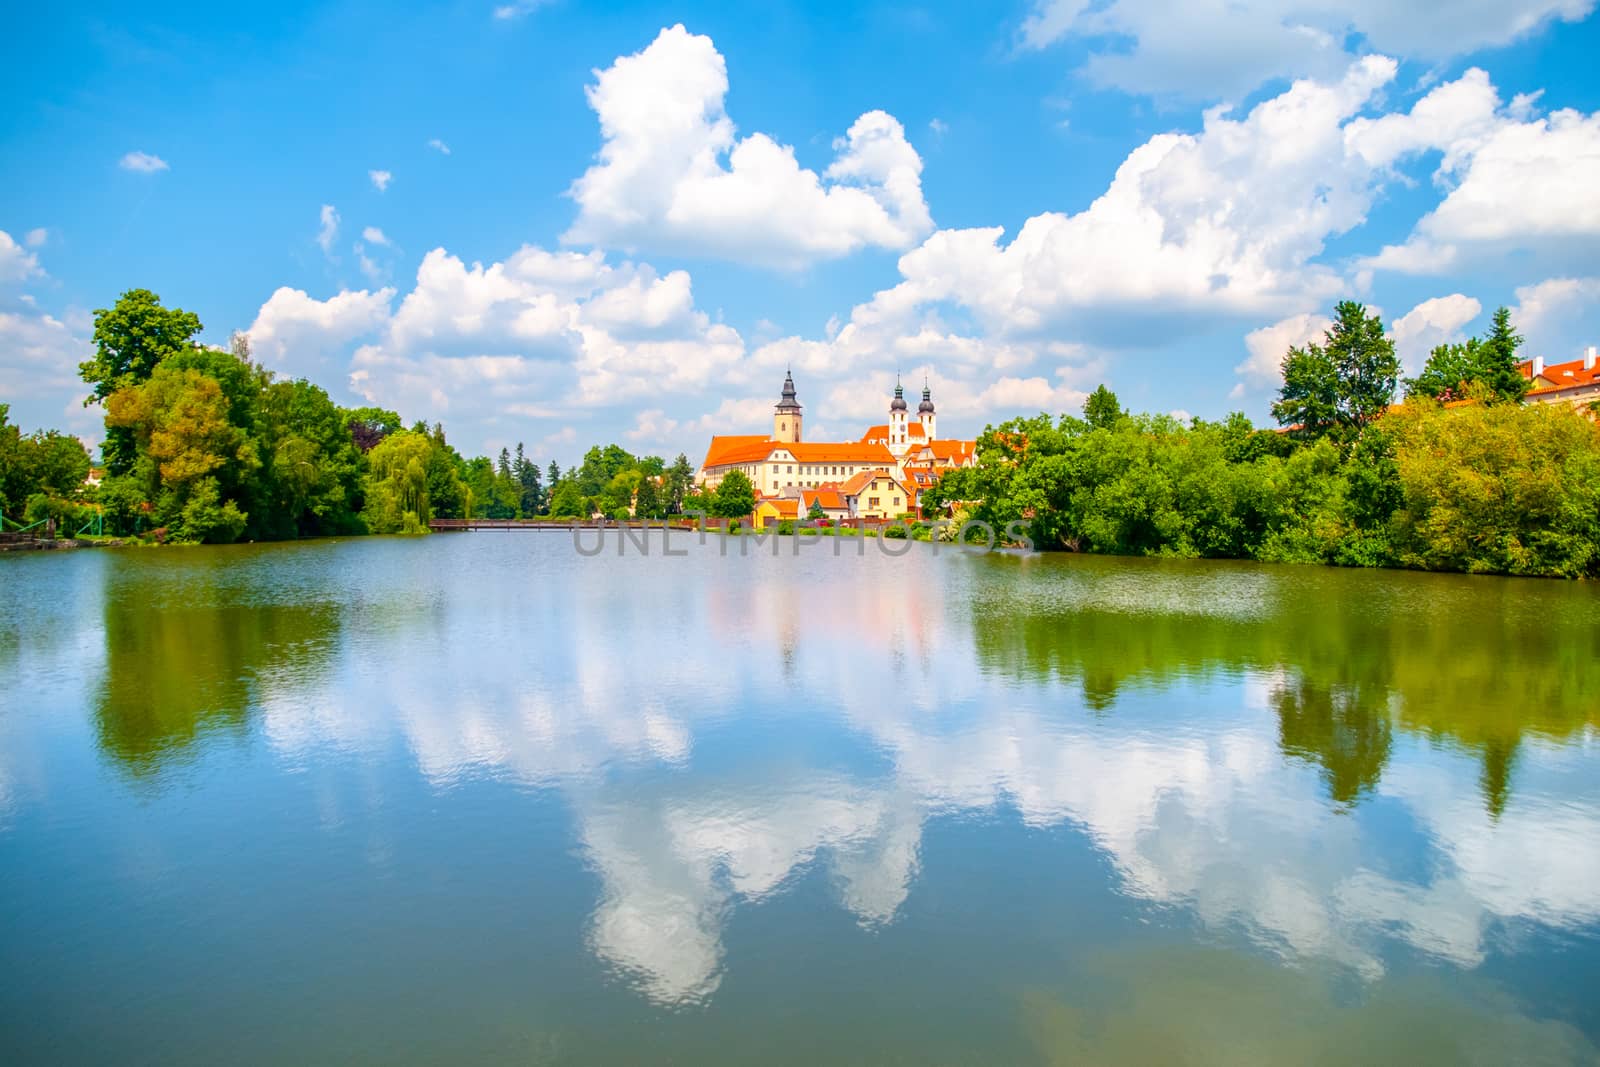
[
  {"left": 96, "top": 588, "right": 340, "bottom": 777},
  {"left": 1021, "top": 947, "right": 1595, "bottom": 1063},
  {"left": 965, "top": 558, "right": 1600, "bottom": 816},
  {"left": 212, "top": 541, "right": 1600, "bottom": 1008},
  {"left": 14, "top": 535, "right": 1600, "bottom": 1039}
]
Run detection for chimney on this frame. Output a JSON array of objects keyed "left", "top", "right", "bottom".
[
  {"left": 1532, "top": 355, "right": 1544, "bottom": 378},
  {"left": 1586, "top": 345, "right": 1597, "bottom": 371}
]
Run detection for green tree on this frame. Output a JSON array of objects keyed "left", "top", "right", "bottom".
[
  {"left": 575, "top": 444, "right": 635, "bottom": 497},
  {"left": 1272, "top": 344, "right": 1341, "bottom": 439},
  {"left": 807, "top": 498, "right": 826, "bottom": 522},
  {"left": 0, "top": 405, "right": 92, "bottom": 520},
  {"left": 711, "top": 470, "right": 756, "bottom": 519},
  {"left": 81, "top": 289, "right": 205, "bottom": 403},
  {"left": 1385, "top": 399, "right": 1600, "bottom": 576},
  {"left": 361, "top": 430, "right": 434, "bottom": 534},
  {"left": 346, "top": 406, "right": 402, "bottom": 452},
  {"left": 601, "top": 469, "right": 642, "bottom": 515},
  {"left": 253, "top": 378, "right": 365, "bottom": 537},
  {"left": 81, "top": 289, "right": 205, "bottom": 474},
  {"left": 1407, "top": 309, "right": 1528, "bottom": 403},
  {"left": 1083, "top": 385, "right": 1124, "bottom": 430},
  {"left": 1407, "top": 339, "right": 1482, "bottom": 400},
  {"left": 423, "top": 424, "right": 468, "bottom": 520},
  {"left": 548, "top": 478, "right": 586, "bottom": 517},
  {"left": 1273, "top": 302, "right": 1398, "bottom": 439},
  {"left": 664, "top": 453, "right": 694, "bottom": 514},
  {"left": 0, "top": 404, "right": 20, "bottom": 516},
  {"left": 105, "top": 365, "right": 257, "bottom": 542},
  {"left": 634, "top": 475, "right": 662, "bottom": 518},
  {"left": 1477, "top": 306, "right": 1530, "bottom": 402},
  {"left": 514, "top": 443, "right": 543, "bottom": 516}
]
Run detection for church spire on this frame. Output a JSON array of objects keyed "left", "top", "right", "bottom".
[
  {"left": 772, "top": 367, "right": 802, "bottom": 443},
  {"left": 775, "top": 367, "right": 801, "bottom": 412}
]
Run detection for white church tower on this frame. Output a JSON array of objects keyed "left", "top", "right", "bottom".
[
  {"left": 888, "top": 376, "right": 909, "bottom": 454},
  {"left": 918, "top": 377, "right": 937, "bottom": 441}
]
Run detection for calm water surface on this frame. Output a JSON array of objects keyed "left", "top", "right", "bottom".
[{"left": 2, "top": 533, "right": 1598, "bottom": 1064}]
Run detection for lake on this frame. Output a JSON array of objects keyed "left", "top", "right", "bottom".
[{"left": 2, "top": 531, "right": 1598, "bottom": 1064}]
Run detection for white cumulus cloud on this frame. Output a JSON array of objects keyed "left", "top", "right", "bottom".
[
  {"left": 1018, "top": 0, "right": 1596, "bottom": 100},
  {"left": 564, "top": 25, "right": 932, "bottom": 268},
  {"left": 1236, "top": 312, "right": 1334, "bottom": 387},
  {"left": 861, "top": 56, "right": 1398, "bottom": 346},
  {"left": 1355, "top": 69, "right": 1600, "bottom": 276},
  {"left": 368, "top": 169, "right": 392, "bottom": 192},
  {"left": 246, "top": 287, "right": 394, "bottom": 374},
  {"left": 1390, "top": 294, "right": 1482, "bottom": 374}
]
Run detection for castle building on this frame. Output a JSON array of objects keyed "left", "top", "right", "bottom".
[{"left": 697, "top": 372, "right": 977, "bottom": 518}]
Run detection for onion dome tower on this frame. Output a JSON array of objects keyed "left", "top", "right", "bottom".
[
  {"left": 918, "top": 376, "right": 937, "bottom": 440},
  {"left": 889, "top": 374, "right": 909, "bottom": 451}
]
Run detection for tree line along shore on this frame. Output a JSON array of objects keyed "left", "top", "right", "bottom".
[{"left": 3, "top": 291, "right": 1597, "bottom": 577}]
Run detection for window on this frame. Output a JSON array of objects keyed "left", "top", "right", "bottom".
[
  {"left": 787, "top": 465, "right": 793, "bottom": 473},
  {"left": 893, "top": 497, "right": 901, "bottom": 507},
  {"left": 869, "top": 496, "right": 880, "bottom": 508}
]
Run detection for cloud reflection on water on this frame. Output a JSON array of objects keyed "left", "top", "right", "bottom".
[{"left": 237, "top": 543, "right": 1600, "bottom": 1007}]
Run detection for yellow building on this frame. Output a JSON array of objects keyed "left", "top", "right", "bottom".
[
  {"left": 838, "top": 469, "right": 912, "bottom": 519},
  {"left": 750, "top": 497, "right": 800, "bottom": 531}
]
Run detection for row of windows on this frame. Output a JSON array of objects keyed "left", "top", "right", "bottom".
[{"left": 774, "top": 463, "right": 864, "bottom": 476}]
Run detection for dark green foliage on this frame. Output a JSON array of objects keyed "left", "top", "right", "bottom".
[
  {"left": 711, "top": 470, "right": 757, "bottom": 518},
  {"left": 1407, "top": 307, "right": 1529, "bottom": 403},
  {"left": 0, "top": 405, "right": 91, "bottom": 518},
  {"left": 1478, "top": 306, "right": 1531, "bottom": 402},
  {"left": 514, "top": 443, "right": 543, "bottom": 516},
  {"left": 548, "top": 479, "right": 587, "bottom": 518},
  {"left": 1273, "top": 302, "right": 1399, "bottom": 440},
  {"left": 633, "top": 475, "right": 663, "bottom": 519},
  {"left": 664, "top": 453, "right": 694, "bottom": 514},
  {"left": 1408, "top": 339, "right": 1483, "bottom": 401},
  {"left": 346, "top": 406, "right": 402, "bottom": 452},
  {"left": 1083, "top": 385, "right": 1124, "bottom": 430},
  {"left": 81, "top": 289, "right": 205, "bottom": 474},
  {"left": 935, "top": 394, "right": 1600, "bottom": 578}
]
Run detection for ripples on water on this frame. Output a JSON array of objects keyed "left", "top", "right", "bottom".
[{"left": 1, "top": 533, "right": 1597, "bottom": 1064}]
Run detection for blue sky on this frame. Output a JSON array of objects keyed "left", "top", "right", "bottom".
[{"left": 3, "top": 0, "right": 1599, "bottom": 466}]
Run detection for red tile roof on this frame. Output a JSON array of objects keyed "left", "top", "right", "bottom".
[
  {"left": 701, "top": 435, "right": 774, "bottom": 469},
  {"left": 839, "top": 468, "right": 910, "bottom": 497},
  {"left": 801, "top": 488, "right": 847, "bottom": 510},
  {"left": 928, "top": 439, "right": 976, "bottom": 463},
  {"left": 860, "top": 423, "right": 927, "bottom": 441},
  {"left": 757, "top": 497, "right": 800, "bottom": 518},
  {"left": 1522, "top": 356, "right": 1600, "bottom": 394},
  {"left": 787, "top": 442, "right": 898, "bottom": 464}
]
